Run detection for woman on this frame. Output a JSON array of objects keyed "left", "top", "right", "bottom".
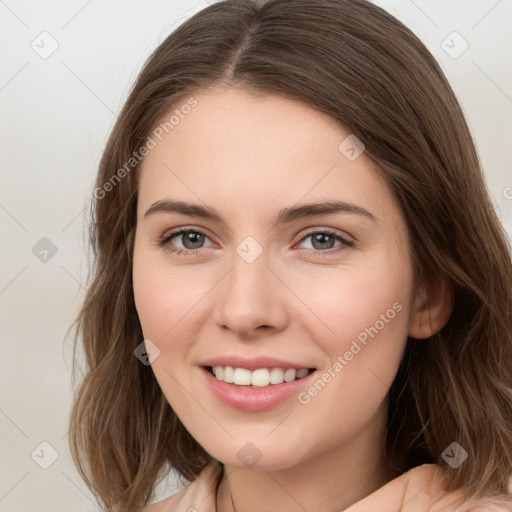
[{"left": 68, "top": 0, "right": 512, "bottom": 511}]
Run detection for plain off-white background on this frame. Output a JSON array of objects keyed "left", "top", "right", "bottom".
[{"left": 1, "top": 1, "right": 511, "bottom": 510}]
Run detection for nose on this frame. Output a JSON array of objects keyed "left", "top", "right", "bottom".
[{"left": 213, "top": 248, "right": 289, "bottom": 339}]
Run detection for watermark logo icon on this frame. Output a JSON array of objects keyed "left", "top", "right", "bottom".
[
  {"left": 31, "top": 441, "right": 59, "bottom": 469},
  {"left": 32, "top": 237, "right": 58, "bottom": 263},
  {"left": 236, "top": 236, "right": 263, "bottom": 264},
  {"left": 441, "top": 31, "right": 469, "bottom": 59},
  {"left": 134, "top": 339, "right": 161, "bottom": 365},
  {"left": 237, "top": 442, "right": 262, "bottom": 468},
  {"left": 442, "top": 442, "right": 468, "bottom": 468},
  {"left": 338, "top": 134, "right": 365, "bottom": 161},
  {"left": 30, "top": 31, "right": 59, "bottom": 59}
]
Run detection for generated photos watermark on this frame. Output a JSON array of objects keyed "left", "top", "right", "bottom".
[
  {"left": 297, "top": 301, "right": 403, "bottom": 405},
  {"left": 93, "top": 97, "right": 198, "bottom": 200}
]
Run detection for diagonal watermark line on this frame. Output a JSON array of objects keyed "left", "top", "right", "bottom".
[
  {"left": 0, "top": 202, "right": 29, "bottom": 232},
  {"left": 0, "top": 0, "right": 29, "bottom": 28},
  {"left": 60, "top": 265, "right": 86, "bottom": 291},
  {"left": 266, "top": 163, "right": 337, "bottom": 235},
  {"left": 61, "top": 265, "right": 104, "bottom": 311},
  {"left": 163, "top": 367, "right": 234, "bottom": 438},
  {"left": 0, "top": 408, "right": 29, "bottom": 438},
  {"left": 471, "top": 0, "right": 502, "bottom": 30},
  {"left": 200, "top": 466, "right": 235, "bottom": 505},
  {"left": 0, "top": 265, "right": 28, "bottom": 295},
  {"left": 494, "top": 496, "right": 512, "bottom": 512},
  {"left": 265, "top": 409, "right": 295, "bottom": 438},
  {"left": 399, "top": 471, "right": 437, "bottom": 510},
  {"left": 163, "top": 163, "right": 234, "bottom": 235},
  {"left": 61, "top": 0, "right": 93, "bottom": 29},
  {"left": 60, "top": 207, "right": 85, "bottom": 233},
  {"left": 367, "top": 367, "right": 390, "bottom": 388},
  {"left": 263, "top": 472, "right": 309, "bottom": 511},
  {"left": 472, "top": 61, "right": 512, "bottom": 105},
  {"left": 61, "top": 61, "right": 117, "bottom": 116},
  {"left": 61, "top": 471, "right": 101, "bottom": 509},
  {"left": 0, "top": 472, "right": 29, "bottom": 503},
  {"left": 164, "top": 267, "right": 234, "bottom": 336},
  {"left": 406, "top": 0, "right": 439, "bottom": 29},
  {"left": 265, "top": 265, "right": 336, "bottom": 335},
  {"left": 0, "top": 62, "right": 29, "bottom": 92}
]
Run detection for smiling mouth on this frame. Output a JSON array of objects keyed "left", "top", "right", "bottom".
[{"left": 204, "top": 365, "right": 316, "bottom": 388}]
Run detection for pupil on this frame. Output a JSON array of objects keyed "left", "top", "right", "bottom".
[
  {"left": 184, "top": 232, "right": 204, "bottom": 249},
  {"left": 313, "top": 233, "right": 334, "bottom": 250}
]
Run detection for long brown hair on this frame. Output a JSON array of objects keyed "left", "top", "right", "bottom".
[{"left": 68, "top": 0, "right": 512, "bottom": 510}]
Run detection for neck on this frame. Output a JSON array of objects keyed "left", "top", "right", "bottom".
[{"left": 217, "top": 401, "right": 398, "bottom": 512}]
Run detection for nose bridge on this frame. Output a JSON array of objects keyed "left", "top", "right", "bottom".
[
  {"left": 214, "top": 237, "right": 288, "bottom": 334},
  {"left": 226, "top": 240, "right": 273, "bottom": 308}
]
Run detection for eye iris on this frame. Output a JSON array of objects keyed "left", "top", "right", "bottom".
[
  {"left": 182, "top": 231, "right": 204, "bottom": 249},
  {"left": 312, "top": 233, "right": 335, "bottom": 250}
]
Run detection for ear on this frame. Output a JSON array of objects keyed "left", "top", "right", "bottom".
[{"left": 409, "top": 276, "right": 453, "bottom": 339}]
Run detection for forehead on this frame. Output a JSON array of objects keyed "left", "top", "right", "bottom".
[
  {"left": 137, "top": 87, "right": 396, "bottom": 225},
  {"left": 144, "top": 88, "right": 347, "bottom": 170}
]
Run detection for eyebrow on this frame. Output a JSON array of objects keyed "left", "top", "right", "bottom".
[{"left": 143, "top": 199, "right": 378, "bottom": 226}]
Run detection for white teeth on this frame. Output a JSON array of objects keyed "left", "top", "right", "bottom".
[
  {"left": 296, "top": 368, "right": 309, "bottom": 378},
  {"left": 233, "top": 368, "right": 252, "bottom": 385},
  {"left": 283, "top": 369, "right": 296, "bottom": 382},
  {"left": 269, "top": 367, "right": 284, "bottom": 384},
  {"left": 251, "top": 368, "right": 270, "bottom": 387},
  {"left": 211, "top": 366, "right": 312, "bottom": 387},
  {"left": 223, "top": 366, "right": 235, "bottom": 383}
]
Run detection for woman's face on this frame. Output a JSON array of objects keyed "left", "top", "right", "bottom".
[{"left": 132, "top": 87, "right": 417, "bottom": 470}]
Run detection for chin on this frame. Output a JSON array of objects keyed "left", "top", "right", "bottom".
[{"left": 203, "top": 439, "right": 307, "bottom": 472}]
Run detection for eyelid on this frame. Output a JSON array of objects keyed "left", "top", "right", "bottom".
[
  {"left": 158, "top": 226, "right": 217, "bottom": 249},
  {"left": 294, "top": 226, "right": 355, "bottom": 245}
]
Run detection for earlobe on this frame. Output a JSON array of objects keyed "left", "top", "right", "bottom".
[{"left": 408, "top": 277, "right": 454, "bottom": 340}]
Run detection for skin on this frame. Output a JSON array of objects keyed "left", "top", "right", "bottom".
[{"left": 132, "top": 87, "right": 452, "bottom": 512}]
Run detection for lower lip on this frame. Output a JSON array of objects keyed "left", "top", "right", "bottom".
[{"left": 200, "top": 366, "right": 317, "bottom": 412}]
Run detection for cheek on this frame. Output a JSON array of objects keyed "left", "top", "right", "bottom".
[
  {"left": 290, "top": 273, "right": 410, "bottom": 449},
  {"left": 290, "top": 257, "right": 411, "bottom": 345},
  {"left": 291, "top": 259, "right": 412, "bottom": 397},
  {"left": 132, "top": 251, "right": 206, "bottom": 411},
  {"left": 331, "top": 278, "right": 409, "bottom": 352},
  {"left": 133, "top": 244, "right": 211, "bottom": 340}
]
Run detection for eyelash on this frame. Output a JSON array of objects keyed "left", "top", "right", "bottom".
[{"left": 156, "top": 227, "right": 354, "bottom": 258}]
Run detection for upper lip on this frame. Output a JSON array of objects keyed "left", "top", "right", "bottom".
[{"left": 199, "top": 355, "right": 315, "bottom": 371}]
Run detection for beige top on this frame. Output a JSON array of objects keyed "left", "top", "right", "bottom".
[{"left": 145, "top": 460, "right": 512, "bottom": 512}]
